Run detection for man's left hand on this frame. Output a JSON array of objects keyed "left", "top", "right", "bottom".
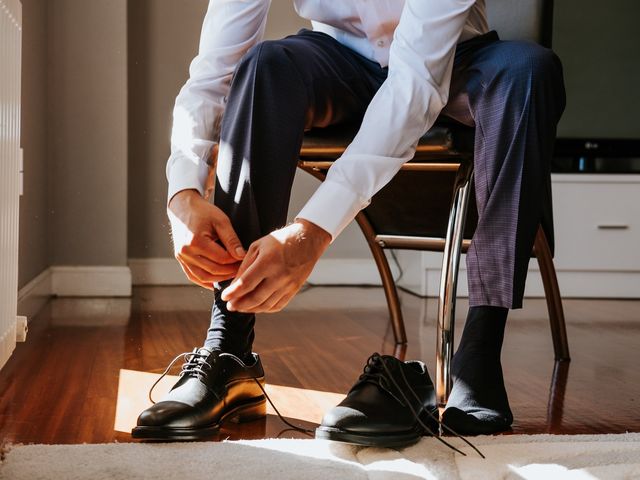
[{"left": 221, "top": 219, "right": 331, "bottom": 313}]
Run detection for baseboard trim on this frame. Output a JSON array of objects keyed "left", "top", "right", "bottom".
[
  {"left": 17, "top": 266, "right": 132, "bottom": 317},
  {"left": 18, "top": 268, "right": 53, "bottom": 319},
  {"left": 308, "top": 258, "right": 399, "bottom": 286},
  {"left": 128, "top": 256, "right": 640, "bottom": 299},
  {"left": 128, "top": 257, "right": 399, "bottom": 287},
  {"left": 50, "top": 266, "right": 132, "bottom": 297},
  {"left": 421, "top": 267, "right": 640, "bottom": 299},
  {"left": 128, "top": 258, "right": 189, "bottom": 286}
]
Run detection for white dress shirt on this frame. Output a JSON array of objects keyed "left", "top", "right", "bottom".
[{"left": 167, "top": 0, "right": 488, "bottom": 239}]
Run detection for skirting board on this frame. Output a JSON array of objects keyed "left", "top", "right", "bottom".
[
  {"left": 421, "top": 267, "right": 640, "bottom": 298},
  {"left": 18, "top": 266, "right": 132, "bottom": 314},
  {"left": 129, "top": 256, "right": 640, "bottom": 298},
  {"left": 128, "top": 258, "right": 189, "bottom": 286},
  {"left": 19, "top": 258, "right": 640, "bottom": 315},
  {"left": 51, "top": 266, "right": 132, "bottom": 297},
  {"left": 396, "top": 250, "right": 640, "bottom": 299},
  {"left": 308, "top": 258, "right": 400, "bottom": 286},
  {"left": 17, "top": 268, "right": 52, "bottom": 319},
  {"left": 128, "top": 257, "right": 400, "bottom": 287}
]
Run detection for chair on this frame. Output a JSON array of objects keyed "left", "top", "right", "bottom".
[{"left": 298, "top": 0, "right": 570, "bottom": 408}]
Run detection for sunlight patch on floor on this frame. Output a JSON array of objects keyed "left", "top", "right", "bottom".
[
  {"left": 508, "top": 463, "right": 600, "bottom": 480},
  {"left": 114, "top": 369, "right": 345, "bottom": 433}
]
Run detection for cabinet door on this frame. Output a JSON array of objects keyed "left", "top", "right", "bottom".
[{"left": 552, "top": 178, "right": 640, "bottom": 271}]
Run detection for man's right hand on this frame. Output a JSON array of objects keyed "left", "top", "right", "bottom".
[{"left": 168, "top": 190, "right": 245, "bottom": 290}]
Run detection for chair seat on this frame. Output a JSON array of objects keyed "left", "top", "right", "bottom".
[
  {"left": 300, "top": 120, "right": 474, "bottom": 161},
  {"left": 298, "top": 119, "right": 479, "bottom": 239}
]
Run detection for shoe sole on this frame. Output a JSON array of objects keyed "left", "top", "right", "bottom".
[
  {"left": 131, "top": 396, "right": 267, "bottom": 441},
  {"left": 315, "top": 407, "right": 440, "bottom": 449}
]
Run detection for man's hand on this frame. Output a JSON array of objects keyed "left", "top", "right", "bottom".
[
  {"left": 221, "top": 219, "right": 331, "bottom": 313},
  {"left": 168, "top": 190, "right": 246, "bottom": 290}
]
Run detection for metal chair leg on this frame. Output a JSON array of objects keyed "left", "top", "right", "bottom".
[
  {"left": 534, "top": 226, "right": 571, "bottom": 361},
  {"left": 435, "top": 160, "right": 474, "bottom": 408},
  {"left": 355, "top": 212, "right": 407, "bottom": 347}
]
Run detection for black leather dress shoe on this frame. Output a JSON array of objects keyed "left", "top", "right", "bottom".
[
  {"left": 316, "top": 353, "right": 438, "bottom": 448},
  {"left": 132, "top": 348, "right": 266, "bottom": 441}
]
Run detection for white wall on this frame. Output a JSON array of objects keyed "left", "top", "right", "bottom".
[
  {"left": 48, "top": 0, "right": 128, "bottom": 267},
  {"left": 19, "top": 0, "right": 49, "bottom": 288}
]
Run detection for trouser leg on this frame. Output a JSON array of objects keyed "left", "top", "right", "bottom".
[
  {"left": 443, "top": 33, "right": 566, "bottom": 309},
  {"left": 441, "top": 35, "right": 566, "bottom": 434},
  {"left": 205, "top": 30, "right": 386, "bottom": 355}
]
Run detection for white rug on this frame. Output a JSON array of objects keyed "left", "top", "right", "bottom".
[{"left": 2, "top": 434, "right": 639, "bottom": 480}]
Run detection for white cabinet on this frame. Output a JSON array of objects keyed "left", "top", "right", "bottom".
[
  {"left": 552, "top": 175, "right": 640, "bottom": 272},
  {"left": 397, "top": 174, "right": 640, "bottom": 299}
]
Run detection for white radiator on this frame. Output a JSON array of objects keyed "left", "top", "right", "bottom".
[{"left": 0, "top": 0, "right": 22, "bottom": 370}]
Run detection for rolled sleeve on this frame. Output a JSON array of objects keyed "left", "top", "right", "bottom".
[{"left": 166, "top": 152, "right": 210, "bottom": 203}]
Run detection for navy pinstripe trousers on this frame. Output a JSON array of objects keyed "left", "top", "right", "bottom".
[{"left": 206, "top": 29, "right": 566, "bottom": 355}]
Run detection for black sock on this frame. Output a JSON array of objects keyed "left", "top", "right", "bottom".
[
  {"left": 442, "top": 305, "right": 513, "bottom": 435},
  {"left": 203, "top": 282, "right": 255, "bottom": 360}
]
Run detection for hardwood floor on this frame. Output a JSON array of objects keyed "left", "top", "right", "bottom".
[{"left": 0, "top": 285, "right": 639, "bottom": 444}]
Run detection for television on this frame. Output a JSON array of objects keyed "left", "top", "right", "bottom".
[{"left": 551, "top": 0, "right": 640, "bottom": 173}]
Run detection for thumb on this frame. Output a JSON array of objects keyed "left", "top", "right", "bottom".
[{"left": 214, "top": 216, "right": 246, "bottom": 261}]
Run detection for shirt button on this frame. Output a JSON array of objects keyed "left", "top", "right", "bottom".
[{"left": 377, "top": 39, "right": 385, "bottom": 47}]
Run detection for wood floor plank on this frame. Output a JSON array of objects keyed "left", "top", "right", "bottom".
[{"left": 0, "top": 286, "right": 638, "bottom": 444}]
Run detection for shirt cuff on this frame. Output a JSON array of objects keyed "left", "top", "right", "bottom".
[
  {"left": 296, "top": 179, "right": 371, "bottom": 241},
  {"left": 166, "top": 153, "right": 209, "bottom": 205}
]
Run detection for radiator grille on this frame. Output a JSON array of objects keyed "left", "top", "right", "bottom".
[{"left": 0, "top": 0, "right": 22, "bottom": 369}]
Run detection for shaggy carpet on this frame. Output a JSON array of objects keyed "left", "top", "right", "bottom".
[{"left": 1, "top": 433, "right": 639, "bottom": 479}]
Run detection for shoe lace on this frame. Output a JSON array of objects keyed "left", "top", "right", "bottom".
[
  {"left": 147, "top": 349, "right": 484, "bottom": 456},
  {"left": 357, "top": 354, "right": 407, "bottom": 405},
  {"left": 366, "top": 352, "right": 485, "bottom": 459},
  {"left": 147, "top": 349, "right": 314, "bottom": 436},
  {"left": 148, "top": 348, "right": 215, "bottom": 404}
]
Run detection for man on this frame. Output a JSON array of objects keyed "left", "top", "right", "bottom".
[{"left": 132, "top": 0, "right": 565, "bottom": 445}]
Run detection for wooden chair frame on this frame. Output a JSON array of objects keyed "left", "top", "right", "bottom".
[{"left": 299, "top": 143, "right": 570, "bottom": 407}]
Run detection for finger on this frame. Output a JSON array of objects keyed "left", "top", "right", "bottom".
[
  {"left": 185, "top": 263, "right": 225, "bottom": 285},
  {"left": 211, "top": 272, "right": 238, "bottom": 283},
  {"left": 270, "top": 291, "right": 296, "bottom": 312},
  {"left": 233, "top": 245, "right": 259, "bottom": 280},
  {"left": 189, "top": 237, "right": 237, "bottom": 265},
  {"left": 187, "top": 265, "right": 213, "bottom": 288},
  {"left": 179, "top": 261, "right": 214, "bottom": 290},
  {"left": 228, "top": 279, "right": 277, "bottom": 313},
  {"left": 192, "top": 264, "right": 236, "bottom": 285},
  {"left": 220, "top": 249, "right": 258, "bottom": 305},
  {"left": 221, "top": 256, "right": 265, "bottom": 302},
  {"left": 178, "top": 251, "right": 240, "bottom": 277},
  {"left": 214, "top": 216, "right": 246, "bottom": 261},
  {"left": 249, "top": 289, "right": 285, "bottom": 314}
]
